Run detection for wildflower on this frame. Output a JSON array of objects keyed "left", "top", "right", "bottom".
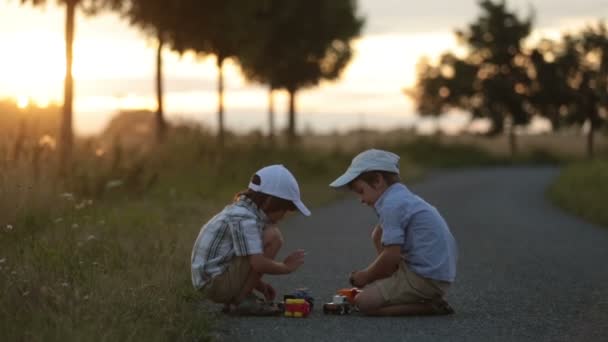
[
  {"left": 5, "top": 224, "right": 13, "bottom": 231},
  {"left": 0, "top": 258, "right": 6, "bottom": 264},
  {"left": 72, "top": 223, "right": 79, "bottom": 228},
  {"left": 86, "top": 235, "right": 96, "bottom": 241},
  {"left": 38, "top": 134, "right": 57, "bottom": 150},
  {"left": 61, "top": 282, "right": 69, "bottom": 288},
  {"left": 60, "top": 193, "right": 74, "bottom": 200},
  {"left": 75, "top": 201, "right": 86, "bottom": 210},
  {"left": 105, "top": 180, "right": 123, "bottom": 189},
  {"left": 83, "top": 295, "right": 89, "bottom": 300},
  {"left": 55, "top": 217, "right": 63, "bottom": 223}
]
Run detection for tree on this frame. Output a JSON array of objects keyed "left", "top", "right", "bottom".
[
  {"left": 238, "top": 0, "right": 364, "bottom": 145},
  {"left": 165, "top": 0, "right": 257, "bottom": 147},
  {"left": 578, "top": 22, "right": 608, "bottom": 158},
  {"left": 20, "top": 0, "right": 122, "bottom": 170},
  {"left": 528, "top": 38, "right": 578, "bottom": 131},
  {"left": 457, "top": 0, "right": 534, "bottom": 155},
  {"left": 408, "top": 53, "right": 477, "bottom": 128},
  {"left": 413, "top": 1, "right": 534, "bottom": 155},
  {"left": 237, "top": 1, "right": 284, "bottom": 141},
  {"left": 113, "top": 0, "right": 183, "bottom": 143}
]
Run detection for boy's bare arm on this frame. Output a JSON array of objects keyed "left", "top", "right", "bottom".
[
  {"left": 248, "top": 249, "right": 305, "bottom": 275},
  {"left": 352, "top": 245, "right": 401, "bottom": 286},
  {"left": 371, "top": 225, "right": 383, "bottom": 255}
]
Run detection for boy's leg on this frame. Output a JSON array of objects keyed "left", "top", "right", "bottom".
[
  {"left": 355, "top": 286, "right": 437, "bottom": 316},
  {"left": 355, "top": 263, "right": 452, "bottom": 316},
  {"left": 233, "top": 225, "right": 283, "bottom": 304}
]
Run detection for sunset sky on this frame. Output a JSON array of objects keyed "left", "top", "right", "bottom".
[{"left": 1, "top": 0, "right": 606, "bottom": 135}]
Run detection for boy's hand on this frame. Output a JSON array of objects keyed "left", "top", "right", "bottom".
[
  {"left": 257, "top": 282, "right": 276, "bottom": 301},
  {"left": 283, "top": 249, "right": 306, "bottom": 272},
  {"left": 349, "top": 270, "right": 370, "bottom": 288}
]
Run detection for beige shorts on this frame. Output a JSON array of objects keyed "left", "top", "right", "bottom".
[
  {"left": 201, "top": 257, "right": 252, "bottom": 304},
  {"left": 370, "top": 262, "right": 450, "bottom": 305}
]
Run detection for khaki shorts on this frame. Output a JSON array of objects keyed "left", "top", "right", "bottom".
[
  {"left": 370, "top": 262, "right": 450, "bottom": 305},
  {"left": 201, "top": 257, "right": 252, "bottom": 304}
]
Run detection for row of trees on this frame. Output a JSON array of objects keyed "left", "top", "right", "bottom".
[
  {"left": 20, "top": 0, "right": 364, "bottom": 168},
  {"left": 409, "top": 0, "right": 607, "bottom": 157}
]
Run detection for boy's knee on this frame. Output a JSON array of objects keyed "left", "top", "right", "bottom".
[
  {"left": 354, "top": 289, "right": 384, "bottom": 314},
  {"left": 263, "top": 225, "right": 283, "bottom": 250},
  {"left": 354, "top": 295, "right": 378, "bottom": 314}
]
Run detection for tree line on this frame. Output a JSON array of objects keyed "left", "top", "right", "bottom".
[
  {"left": 19, "top": 0, "right": 364, "bottom": 168},
  {"left": 409, "top": 0, "right": 607, "bottom": 158}
]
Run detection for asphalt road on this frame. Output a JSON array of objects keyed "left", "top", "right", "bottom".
[{"left": 210, "top": 167, "right": 608, "bottom": 342}]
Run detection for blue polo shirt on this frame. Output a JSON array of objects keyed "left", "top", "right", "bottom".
[{"left": 375, "top": 183, "right": 457, "bottom": 282}]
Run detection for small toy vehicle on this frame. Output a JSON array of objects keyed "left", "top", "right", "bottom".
[
  {"left": 323, "top": 295, "right": 351, "bottom": 315},
  {"left": 283, "top": 288, "right": 314, "bottom": 309},
  {"left": 284, "top": 298, "right": 311, "bottom": 318},
  {"left": 337, "top": 288, "right": 361, "bottom": 304}
]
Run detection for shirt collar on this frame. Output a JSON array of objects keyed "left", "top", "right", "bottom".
[
  {"left": 374, "top": 183, "right": 401, "bottom": 212},
  {"left": 236, "top": 195, "right": 271, "bottom": 224}
]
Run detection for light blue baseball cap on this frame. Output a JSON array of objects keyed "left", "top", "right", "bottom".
[{"left": 329, "top": 149, "right": 400, "bottom": 188}]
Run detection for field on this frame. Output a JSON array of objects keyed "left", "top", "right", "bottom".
[{"left": 1, "top": 103, "right": 606, "bottom": 340}]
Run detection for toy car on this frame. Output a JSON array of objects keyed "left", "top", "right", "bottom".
[
  {"left": 337, "top": 287, "right": 361, "bottom": 304},
  {"left": 323, "top": 295, "right": 351, "bottom": 315},
  {"left": 284, "top": 298, "right": 311, "bottom": 318},
  {"left": 283, "top": 287, "right": 314, "bottom": 309}
]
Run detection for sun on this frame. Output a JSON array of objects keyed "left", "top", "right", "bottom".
[
  {"left": 17, "top": 96, "right": 30, "bottom": 109},
  {"left": 0, "top": 30, "right": 66, "bottom": 105}
]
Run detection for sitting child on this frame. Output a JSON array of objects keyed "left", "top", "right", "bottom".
[
  {"left": 330, "top": 149, "right": 458, "bottom": 315},
  {"left": 191, "top": 165, "right": 310, "bottom": 315}
]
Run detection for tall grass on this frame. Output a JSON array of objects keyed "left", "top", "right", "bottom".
[
  {"left": 0, "top": 118, "right": 375, "bottom": 341},
  {"left": 548, "top": 159, "right": 608, "bottom": 228}
]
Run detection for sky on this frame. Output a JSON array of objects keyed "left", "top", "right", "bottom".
[{"left": 0, "top": 0, "right": 607, "bottom": 135}]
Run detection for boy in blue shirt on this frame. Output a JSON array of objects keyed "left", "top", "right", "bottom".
[{"left": 330, "top": 149, "right": 457, "bottom": 315}]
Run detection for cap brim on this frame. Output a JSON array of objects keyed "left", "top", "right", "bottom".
[
  {"left": 293, "top": 199, "right": 311, "bottom": 216},
  {"left": 329, "top": 169, "right": 360, "bottom": 189}
]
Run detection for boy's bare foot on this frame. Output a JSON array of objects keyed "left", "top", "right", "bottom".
[{"left": 224, "top": 293, "right": 282, "bottom": 316}]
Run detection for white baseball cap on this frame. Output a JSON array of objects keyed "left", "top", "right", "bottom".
[
  {"left": 248, "top": 164, "right": 311, "bottom": 216},
  {"left": 329, "top": 149, "right": 400, "bottom": 188}
]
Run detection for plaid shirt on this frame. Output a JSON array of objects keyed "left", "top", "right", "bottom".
[{"left": 191, "top": 196, "right": 270, "bottom": 289}]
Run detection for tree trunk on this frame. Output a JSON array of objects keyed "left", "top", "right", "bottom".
[
  {"left": 60, "top": 0, "right": 76, "bottom": 173},
  {"left": 287, "top": 88, "right": 296, "bottom": 146},
  {"left": 12, "top": 117, "right": 26, "bottom": 162},
  {"left": 508, "top": 117, "right": 517, "bottom": 158},
  {"left": 267, "top": 87, "right": 275, "bottom": 141},
  {"left": 155, "top": 32, "right": 166, "bottom": 143},
  {"left": 217, "top": 56, "right": 225, "bottom": 147},
  {"left": 586, "top": 121, "right": 595, "bottom": 159}
]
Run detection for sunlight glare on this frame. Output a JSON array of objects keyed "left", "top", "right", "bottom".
[{"left": 17, "top": 96, "right": 29, "bottom": 109}]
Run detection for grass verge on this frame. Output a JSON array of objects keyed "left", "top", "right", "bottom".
[{"left": 548, "top": 159, "right": 608, "bottom": 228}]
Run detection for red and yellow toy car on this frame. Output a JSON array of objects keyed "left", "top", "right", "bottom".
[{"left": 284, "top": 298, "right": 311, "bottom": 318}]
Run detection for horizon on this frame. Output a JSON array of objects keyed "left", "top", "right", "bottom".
[{"left": 0, "top": 0, "right": 606, "bottom": 135}]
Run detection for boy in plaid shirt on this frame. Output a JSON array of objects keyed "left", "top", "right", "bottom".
[{"left": 191, "top": 165, "right": 310, "bottom": 314}]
